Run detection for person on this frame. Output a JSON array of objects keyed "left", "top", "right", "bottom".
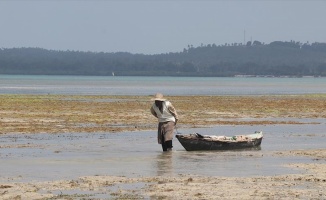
[{"left": 150, "top": 93, "right": 178, "bottom": 152}]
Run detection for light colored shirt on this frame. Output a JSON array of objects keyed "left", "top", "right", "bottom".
[{"left": 151, "top": 101, "right": 178, "bottom": 123}]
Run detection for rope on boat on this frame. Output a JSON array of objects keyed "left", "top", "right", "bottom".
[{"left": 175, "top": 126, "right": 182, "bottom": 135}]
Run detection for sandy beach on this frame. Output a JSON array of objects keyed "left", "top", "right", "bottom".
[{"left": 0, "top": 94, "right": 325, "bottom": 199}]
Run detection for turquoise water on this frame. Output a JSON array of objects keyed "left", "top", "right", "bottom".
[{"left": 0, "top": 75, "right": 325, "bottom": 95}]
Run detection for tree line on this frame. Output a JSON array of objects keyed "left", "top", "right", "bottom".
[{"left": 1, "top": 40, "right": 326, "bottom": 77}]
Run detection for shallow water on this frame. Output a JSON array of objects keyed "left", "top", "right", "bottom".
[
  {"left": 1, "top": 121, "right": 325, "bottom": 183},
  {"left": 1, "top": 75, "right": 326, "bottom": 95}
]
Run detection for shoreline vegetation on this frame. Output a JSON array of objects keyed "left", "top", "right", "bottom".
[
  {"left": 1, "top": 94, "right": 326, "bottom": 199},
  {"left": 0, "top": 94, "right": 325, "bottom": 134},
  {"left": 1, "top": 41, "right": 326, "bottom": 77}
]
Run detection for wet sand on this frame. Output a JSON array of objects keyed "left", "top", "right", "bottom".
[{"left": 0, "top": 94, "right": 326, "bottom": 199}]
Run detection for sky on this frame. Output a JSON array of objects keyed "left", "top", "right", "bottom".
[{"left": 1, "top": 0, "right": 326, "bottom": 54}]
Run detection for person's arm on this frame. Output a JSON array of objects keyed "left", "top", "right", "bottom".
[
  {"left": 168, "top": 103, "right": 178, "bottom": 123},
  {"left": 150, "top": 106, "right": 158, "bottom": 118}
]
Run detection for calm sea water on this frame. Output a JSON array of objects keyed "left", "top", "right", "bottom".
[
  {"left": 1, "top": 123, "right": 325, "bottom": 182},
  {"left": 0, "top": 75, "right": 325, "bottom": 95}
]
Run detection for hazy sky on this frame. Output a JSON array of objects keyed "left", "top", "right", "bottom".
[{"left": 1, "top": 0, "right": 325, "bottom": 54}]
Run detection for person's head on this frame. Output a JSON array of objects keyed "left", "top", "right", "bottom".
[
  {"left": 152, "top": 93, "right": 165, "bottom": 109},
  {"left": 151, "top": 93, "right": 166, "bottom": 101}
]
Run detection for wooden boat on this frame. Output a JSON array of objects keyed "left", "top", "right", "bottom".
[{"left": 175, "top": 131, "right": 263, "bottom": 151}]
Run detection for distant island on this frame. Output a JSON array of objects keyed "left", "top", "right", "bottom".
[{"left": 1, "top": 40, "right": 326, "bottom": 77}]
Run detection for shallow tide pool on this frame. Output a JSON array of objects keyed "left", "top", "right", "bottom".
[{"left": 1, "top": 122, "right": 325, "bottom": 183}]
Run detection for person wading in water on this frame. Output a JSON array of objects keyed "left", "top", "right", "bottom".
[{"left": 150, "top": 93, "right": 179, "bottom": 152}]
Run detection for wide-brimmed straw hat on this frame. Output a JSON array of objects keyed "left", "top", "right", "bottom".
[{"left": 151, "top": 93, "right": 166, "bottom": 101}]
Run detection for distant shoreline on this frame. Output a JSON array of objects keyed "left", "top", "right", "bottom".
[{"left": 1, "top": 42, "right": 326, "bottom": 77}]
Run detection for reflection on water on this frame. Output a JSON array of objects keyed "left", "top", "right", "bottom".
[
  {"left": 155, "top": 152, "right": 173, "bottom": 176},
  {"left": 0, "top": 122, "right": 325, "bottom": 182}
]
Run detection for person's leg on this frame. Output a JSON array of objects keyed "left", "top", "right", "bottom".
[
  {"left": 161, "top": 133, "right": 168, "bottom": 151},
  {"left": 165, "top": 140, "right": 173, "bottom": 151},
  {"left": 161, "top": 121, "right": 175, "bottom": 152}
]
